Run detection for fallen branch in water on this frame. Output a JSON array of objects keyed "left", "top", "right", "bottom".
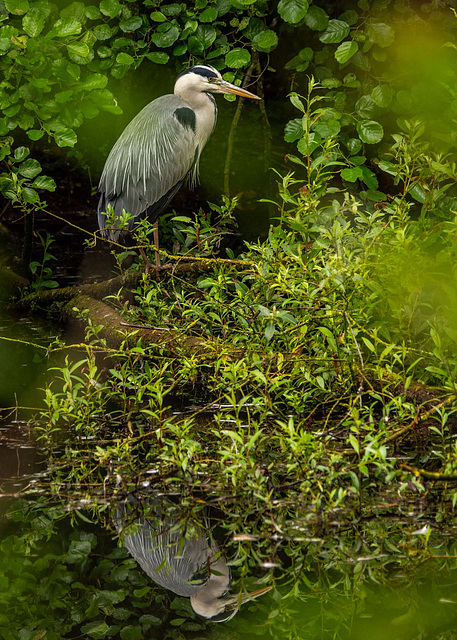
[
  {"left": 12, "top": 257, "right": 252, "bottom": 313},
  {"left": 65, "top": 294, "right": 222, "bottom": 357},
  {"left": 399, "top": 463, "right": 457, "bottom": 482},
  {"left": 0, "top": 266, "right": 29, "bottom": 297},
  {"left": 12, "top": 270, "right": 142, "bottom": 312}
]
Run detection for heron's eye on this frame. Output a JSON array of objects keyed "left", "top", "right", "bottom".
[{"left": 207, "top": 77, "right": 217, "bottom": 83}]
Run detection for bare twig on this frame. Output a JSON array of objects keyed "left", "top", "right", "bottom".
[{"left": 223, "top": 56, "right": 258, "bottom": 197}]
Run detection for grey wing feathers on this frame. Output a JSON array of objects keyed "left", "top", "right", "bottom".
[
  {"left": 117, "top": 508, "right": 217, "bottom": 597},
  {"left": 98, "top": 95, "right": 198, "bottom": 240}
]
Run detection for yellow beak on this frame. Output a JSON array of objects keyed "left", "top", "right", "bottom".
[
  {"left": 240, "top": 585, "right": 273, "bottom": 603},
  {"left": 218, "top": 80, "right": 261, "bottom": 100}
]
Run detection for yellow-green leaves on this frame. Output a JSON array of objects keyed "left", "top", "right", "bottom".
[
  {"left": 334, "top": 40, "right": 358, "bottom": 64},
  {"left": 5, "top": 0, "right": 29, "bottom": 15}
]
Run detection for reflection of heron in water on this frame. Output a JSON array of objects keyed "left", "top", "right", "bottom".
[{"left": 114, "top": 496, "right": 271, "bottom": 622}]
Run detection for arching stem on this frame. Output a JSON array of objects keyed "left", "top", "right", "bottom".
[{"left": 223, "top": 55, "right": 258, "bottom": 198}]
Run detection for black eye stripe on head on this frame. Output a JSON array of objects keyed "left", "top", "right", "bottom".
[{"left": 177, "top": 66, "right": 219, "bottom": 80}]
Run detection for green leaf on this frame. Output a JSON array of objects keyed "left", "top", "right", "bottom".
[
  {"left": 32, "top": 175, "right": 56, "bottom": 191},
  {"left": 100, "top": 0, "right": 122, "bottom": 18},
  {"left": 367, "top": 22, "right": 394, "bottom": 47},
  {"left": 150, "top": 11, "right": 166, "bottom": 21},
  {"left": 65, "top": 540, "right": 92, "bottom": 563},
  {"left": 304, "top": 5, "right": 328, "bottom": 30},
  {"left": 365, "top": 189, "right": 386, "bottom": 202},
  {"left": 27, "top": 129, "right": 44, "bottom": 141},
  {"left": 319, "top": 20, "right": 350, "bottom": 44},
  {"left": 277, "top": 0, "right": 308, "bottom": 24},
  {"left": 90, "top": 89, "right": 122, "bottom": 114},
  {"left": 54, "top": 128, "right": 78, "bottom": 147},
  {"left": 119, "top": 16, "right": 143, "bottom": 32},
  {"left": 297, "top": 132, "right": 318, "bottom": 155},
  {"left": 22, "top": 7, "right": 47, "bottom": 36},
  {"left": 360, "top": 166, "right": 378, "bottom": 190},
  {"left": 67, "top": 42, "right": 90, "bottom": 57},
  {"left": 341, "top": 167, "right": 364, "bottom": 182},
  {"left": 151, "top": 24, "right": 180, "bottom": 48},
  {"left": 14, "top": 146, "right": 29, "bottom": 162},
  {"left": 252, "top": 29, "right": 278, "bottom": 53},
  {"left": 80, "top": 621, "right": 110, "bottom": 640},
  {"left": 314, "top": 118, "right": 340, "bottom": 139},
  {"left": 85, "top": 5, "right": 101, "bottom": 20},
  {"left": 265, "top": 322, "right": 275, "bottom": 342},
  {"left": 54, "top": 18, "right": 82, "bottom": 37},
  {"left": 162, "top": 3, "right": 183, "bottom": 16},
  {"left": 356, "top": 119, "right": 383, "bottom": 144},
  {"left": 94, "top": 24, "right": 114, "bottom": 40},
  {"left": 321, "top": 78, "right": 341, "bottom": 88},
  {"left": 55, "top": 89, "right": 74, "bottom": 103},
  {"left": 18, "top": 158, "right": 41, "bottom": 178},
  {"left": 120, "top": 626, "right": 142, "bottom": 640},
  {"left": 290, "top": 93, "right": 305, "bottom": 112},
  {"left": 22, "top": 187, "right": 39, "bottom": 203},
  {"left": 371, "top": 85, "right": 393, "bottom": 108},
  {"left": 81, "top": 73, "right": 108, "bottom": 90},
  {"left": 334, "top": 40, "right": 358, "bottom": 63},
  {"left": 349, "top": 434, "right": 359, "bottom": 454},
  {"left": 377, "top": 160, "right": 397, "bottom": 175},
  {"left": 409, "top": 183, "right": 426, "bottom": 203},
  {"left": 350, "top": 155, "right": 366, "bottom": 166},
  {"left": 116, "top": 52, "right": 134, "bottom": 65},
  {"left": 225, "top": 48, "right": 251, "bottom": 68},
  {"left": 355, "top": 95, "right": 376, "bottom": 118},
  {"left": 146, "top": 51, "right": 169, "bottom": 64},
  {"left": 139, "top": 614, "right": 162, "bottom": 629},
  {"left": 200, "top": 7, "right": 218, "bottom": 22},
  {"left": 5, "top": 0, "right": 28, "bottom": 15},
  {"left": 173, "top": 43, "right": 187, "bottom": 56},
  {"left": 187, "top": 35, "right": 204, "bottom": 55},
  {"left": 284, "top": 118, "right": 303, "bottom": 142},
  {"left": 195, "top": 24, "right": 216, "bottom": 49}
]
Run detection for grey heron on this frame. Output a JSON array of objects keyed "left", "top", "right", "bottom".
[
  {"left": 97, "top": 64, "right": 260, "bottom": 263},
  {"left": 114, "top": 497, "right": 271, "bottom": 622}
]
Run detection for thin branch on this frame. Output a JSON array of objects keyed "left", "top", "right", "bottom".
[{"left": 223, "top": 55, "right": 258, "bottom": 197}]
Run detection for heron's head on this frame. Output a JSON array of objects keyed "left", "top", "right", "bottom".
[
  {"left": 190, "top": 585, "right": 272, "bottom": 623},
  {"left": 175, "top": 64, "right": 260, "bottom": 100}
]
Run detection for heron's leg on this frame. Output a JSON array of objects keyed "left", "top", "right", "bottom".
[{"left": 153, "top": 221, "right": 161, "bottom": 279}]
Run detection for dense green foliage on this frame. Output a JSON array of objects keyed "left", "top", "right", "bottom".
[
  {"left": 2, "top": 2, "right": 457, "bottom": 637},
  {"left": 0, "top": 0, "right": 456, "bottom": 211}
]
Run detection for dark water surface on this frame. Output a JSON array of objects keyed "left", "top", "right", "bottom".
[{"left": 1, "top": 302, "right": 457, "bottom": 640}]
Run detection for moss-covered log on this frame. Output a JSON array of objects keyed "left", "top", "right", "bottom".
[
  {"left": 65, "top": 294, "right": 221, "bottom": 357},
  {"left": 0, "top": 266, "right": 29, "bottom": 300},
  {"left": 12, "top": 271, "right": 142, "bottom": 312},
  {"left": 12, "top": 258, "right": 251, "bottom": 313}
]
